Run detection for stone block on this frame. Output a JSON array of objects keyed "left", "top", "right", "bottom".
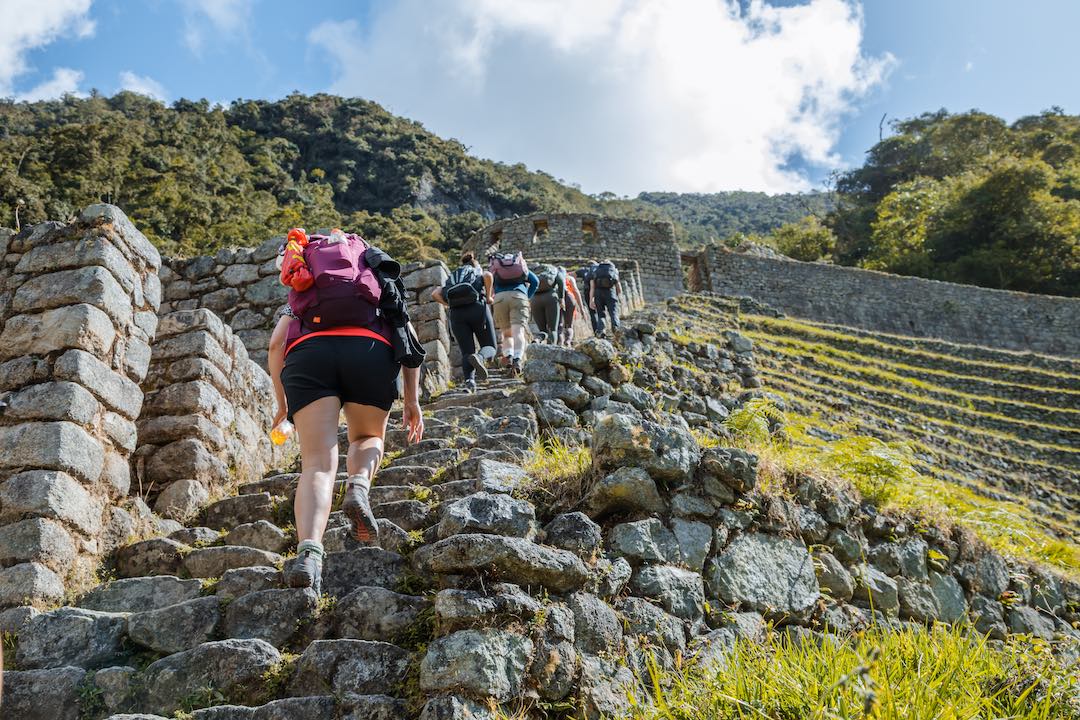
[
  {"left": 15, "top": 236, "right": 137, "bottom": 291},
  {"left": 0, "top": 421, "right": 104, "bottom": 483},
  {"left": 16, "top": 607, "right": 128, "bottom": 669},
  {"left": 128, "top": 595, "right": 222, "bottom": 654},
  {"left": 0, "top": 470, "right": 102, "bottom": 536},
  {"left": 13, "top": 265, "right": 132, "bottom": 327},
  {"left": 0, "top": 666, "right": 85, "bottom": 720},
  {"left": 0, "top": 304, "right": 116, "bottom": 360},
  {"left": 420, "top": 629, "right": 532, "bottom": 701},
  {"left": 54, "top": 349, "right": 144, "bottom": 419},
  {"left": 4, "top": 380, "right": 100, "bottom": 426},
  {"left": 0, "top": 517, "right": 77, "bottom": 571},
  {"left": 78, "top": 576, "right": 204, "bottom": 613},
  {"left": 0, "top": 561, "right": 65, "bottom": 607},
  {"left": 145, "top": 438, "right": 229, "bottom": 486},
  {"left": 288, "top": 639, "right": 410, "bottom": 697}
]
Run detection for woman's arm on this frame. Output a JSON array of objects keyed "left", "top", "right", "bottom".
[
  {"left": 401, "top": 324, "right": 424, "bottom": 443},
  {"left": 484, "top": 271, "right": 495, "bottom": 304},
  {"left": 268, "top": 315, "right": 292, "bottom": 427},
  {"left": 432, "top": 286, "right": 448, "bottom": 307}
]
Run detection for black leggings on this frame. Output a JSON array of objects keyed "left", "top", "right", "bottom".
[
  {"left": 450, "top": 302, "right": 497, "bottom": 381},
  {"left": 530, "top": 290, "right": 561, "bottom": 342}
]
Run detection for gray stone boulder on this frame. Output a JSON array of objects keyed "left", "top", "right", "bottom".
[
  {"left": 419, "top": 695, "right": 499, "bottom": 720},
  {"left": 525, "top": 343, "right": 594, "bottom": 373},
  {"left": 569, "top": 592, "right": 622, "bottom": 654},
  {"left": 579, "top": 337, "right": 618, "bottom": 368},
  {"left": 631, "top": 565, "right": 705, "bottom": 622},
  {"left": 334, "top": 586, "right": 432, "bottom": 640},
  {"left": 288, "top": 639, "right": 411, "bottom": 697},
  {"left": 414, "top": 534, "right": 590, "bottom": 593},
  {"left": 223, "top": 588, "right": 318, "bottom": 647},
  {"left": 699, "top": 447, "right": 758, "bottom": 496},
  {"left": 617, "top": 596, "right": 685, "bottom": 654},
  {"left": 671, "top": 518, "right": 712, "bottom": 572},
  {"left": 970, "top": 595, "right": 1007, "bottom": 640},
  {"left": 78, "top": 575, "right": 204, "bottom": 613},
  {"left": 956, "top": 553, "right": 1010, "bottom": 598},
  {"left": 593, "top": 414, "right": 700, "bottom": 483},
  {"left": 437, "top": 492, "right": 537, "bottom": 540},
  {"left": 455, "top": 458, "right": 530, "bottom": 494},
  {"left": 543, "top": 512, "right": 602, "bottom": 559},
  {"left": 851, "top": 565, "right": 899, "bottom": 615},
  {"left": 536, "top": 398, "right": 579, "bottom": 429},
  {"left": 116, "top": 537, "right": 188, "bottom": 577},
  {"left": 530, "top": 381, "right": 592, "bottom": 411},
  {"left": 608, "top": 518, "right": 680, "bottom": 564},
  {"left": 0, "top": 562, "right": 64, "bottom": 606},
  {"left": 0, "top": 469, "right": 103, "bottom": 536},
  {"left": 138, "top": 639, "right": 281, "bottom": 715},
  {"left": 1006, "top": 605, "right": 1057, "bottom": 640},
  {"left": 707, "top": 533, "right": 819, "bottom": 618},
  {"left": 582, "top": 466, "right": 665, "bottom": 519},
  {"left": 0, "top": 518, "right": 90, "bottom": 574},
  {"left": 1, "top": 666, "right": 85, "bottom": 720},
  {"left": 216, "top": 566, "right": 281, "bottom": 600},
  {"left": 578, "top": 655, "right": 634, "bottom": 720},
  {"left": 183, "top": 545, "right": 283, "bottom": 578},
  {"left": 128, "top": 596, "right": 221, "bottom": 654},
  {"left": 17, "top": 607, "right": 127, "bottom": 669},
  {"left": 813, "top": 551, "right": 854, "bottom": 602},
  {"left": 593, "top": 556, "right": 633, "bottom": 599},
  {"left": 530, "top": 637, "right": 578, "bottom": 702},
  {"left": 320, "top": 548, "right": 406, "bottom": 598},
  {"left": 153, "top": 478, "right": 210, "bottom": 521},
  {"left": 225, "top": 520, "right": 291, "bottom": 554},
  {"left": 420, "top": 629, "right": 533, "bottom": 702},
  {"left": 434, "top": 585, "right": 541, "bottom": 634}
]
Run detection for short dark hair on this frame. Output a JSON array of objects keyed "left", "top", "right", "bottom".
[{"left": 461, "top": 252, "right": 476, "bottom": 265}]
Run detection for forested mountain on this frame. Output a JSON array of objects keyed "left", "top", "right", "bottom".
[
  {"left": 1, "top": 93, "right": 1077, "bottom": 295},
  {"left": 635, "top": 190, "right": 833, "bottom": 246}
]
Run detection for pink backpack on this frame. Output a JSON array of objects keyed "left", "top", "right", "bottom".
[
  {"left": 287, "top": 232, "right": 382, "bottom": 332},
  {"left": 489, "top": 251, "right": 528, "bottom": 284}
]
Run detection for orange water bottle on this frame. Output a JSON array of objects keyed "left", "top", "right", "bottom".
[{"left": 270, "top": 420, "right": 294, "bottom": 445}]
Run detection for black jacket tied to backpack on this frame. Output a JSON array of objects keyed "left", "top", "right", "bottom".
[{"left": 364, "top": 247, "right": 426, "bottom": 368}]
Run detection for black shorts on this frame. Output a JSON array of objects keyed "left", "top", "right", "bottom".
[{"left": 281, "top": 335, "right": 400, "bottom": 421}]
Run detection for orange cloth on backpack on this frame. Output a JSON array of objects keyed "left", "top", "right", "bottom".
[{"left": 279, "top": 228, "right": 314, "bottom": 291}]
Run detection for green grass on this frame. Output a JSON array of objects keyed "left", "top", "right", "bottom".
[
  {"left": 520, "top": 436, "right": 594, "bottom": 513},
  {"left": 725, "top": 400, "right": 1080, "bottom": 579},
  {"left": 743, "top": 314, "right": 1080, "bottom": 385},
  {"left": 628, "top": 625, "right": 1079, "bottom": 720},
  {"left": 747, "top": 330, "right": 1080, "bottom": 405}
]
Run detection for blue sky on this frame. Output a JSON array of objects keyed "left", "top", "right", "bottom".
[{"left": 4, "top": 0, "right": 1079, "bottom": 196}]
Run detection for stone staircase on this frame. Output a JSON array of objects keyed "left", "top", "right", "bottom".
[
  {"left": 4, "top": 308, "right": 1079, "bottom": 720},
  {"left": 2, "top": 369, "right": 545, "bottom": 719}
]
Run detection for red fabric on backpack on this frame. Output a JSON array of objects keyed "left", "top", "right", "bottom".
[{"left": 279, "top": 228, "right": 314, "bottom": 291}]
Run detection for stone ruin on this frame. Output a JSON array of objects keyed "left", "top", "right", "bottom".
[
  {"left": 0, "top": 207, "right": 1076, "bottom": 720},
  {"left": 0, "top": 206, "right": 163, "bottom": 606}
]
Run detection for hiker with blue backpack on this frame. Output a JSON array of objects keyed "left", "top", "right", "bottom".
[
  {"left": 530, "top": 262, "right": 565, "bottom": 344},
  {"left": 268, "top": 228, "right": 425, "bottom": 595},
  {"left": 489, "top": 251, "right": 539, "bottom": 376},
  {"left": 432, "top": 252, "right": 497, "bottom": 393},
  {"left": 590, "top": 259, "right": 622, "bottom": 338}
]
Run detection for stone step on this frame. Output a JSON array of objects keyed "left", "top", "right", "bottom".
[{"left": 202, "top": 492, "right": 281, "bottom": 530}]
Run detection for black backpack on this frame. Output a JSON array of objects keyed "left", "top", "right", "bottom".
[
  {"left": 535, "top": 264, "right": 559, "bottom": 293},
  {"left": 443, "top": 266, "right": 482, "bottom": 307},
  {"left": 594, "top": 262, "right": 619, "bottom": 289}
]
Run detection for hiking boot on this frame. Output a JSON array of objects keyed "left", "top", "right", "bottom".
[
  {"left": 464, "top": 378, "right": 477, "bottom": 393},
  {"left": 511, "top": 358, "right": 522, "bottom": 377},
  {"left": 286, "top": 543, "right": 324, "bottom": 595},
  {"left": 467, "top": 353, "right": 489, "bottom": 382},
  {"left": 342, "top": 477, "right": 379, "bottom": 545}
]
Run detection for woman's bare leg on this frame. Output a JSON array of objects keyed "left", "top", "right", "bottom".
[
  {"left": 341, "top": 402, "right": 390, "bottom": 543},
  {"left": 292, "top": 395, "right": 342, "bottom": 544},
  {"left": 343, "top": 402, "right": 391, "bottom": 489}
]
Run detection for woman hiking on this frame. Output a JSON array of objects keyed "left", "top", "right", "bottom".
[{"left": 268, "top": 228, "right": 424, "bottom": 595}]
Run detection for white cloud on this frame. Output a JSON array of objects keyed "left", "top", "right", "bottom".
[
  {"left": 964, "top": 60, "right": 975, "bottom": 72},
  {"left": 314, "top": 0, "right": 892, "bottom": 194},
  {"left": 15, "top": 66, "right": 84, "bottom": 101},
  {"left": 182, "top": 0, "right": 253, "bottom": 54},
  {"left": 0, "top": 0, "right": 94, "bottom": 97},
  {"left": 119, "top": 70, "right": 167, "bottom": 101}
]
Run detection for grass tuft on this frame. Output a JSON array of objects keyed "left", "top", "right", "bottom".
[
  {"left": 520, "top": 435, "right": 594, "bottom": 514},
  {"left": 629, "top": 624, "right": 1079, "bottom": 720}
]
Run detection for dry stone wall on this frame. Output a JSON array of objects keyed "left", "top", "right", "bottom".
[
  {"left": 161, "top": 246, "right": 454, "bottom": 397},
  {"left": 704, "top": 245, "right": 1080, "bottom": 358},
  {"left": 135, "top": 308, "right": 283, "bottom": 521},
  {"left": 0, "top": 205, "right": 162, "bottom": 607},
  {"left": 468, "top": 213, "right": 684, "bottom": 302}
]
